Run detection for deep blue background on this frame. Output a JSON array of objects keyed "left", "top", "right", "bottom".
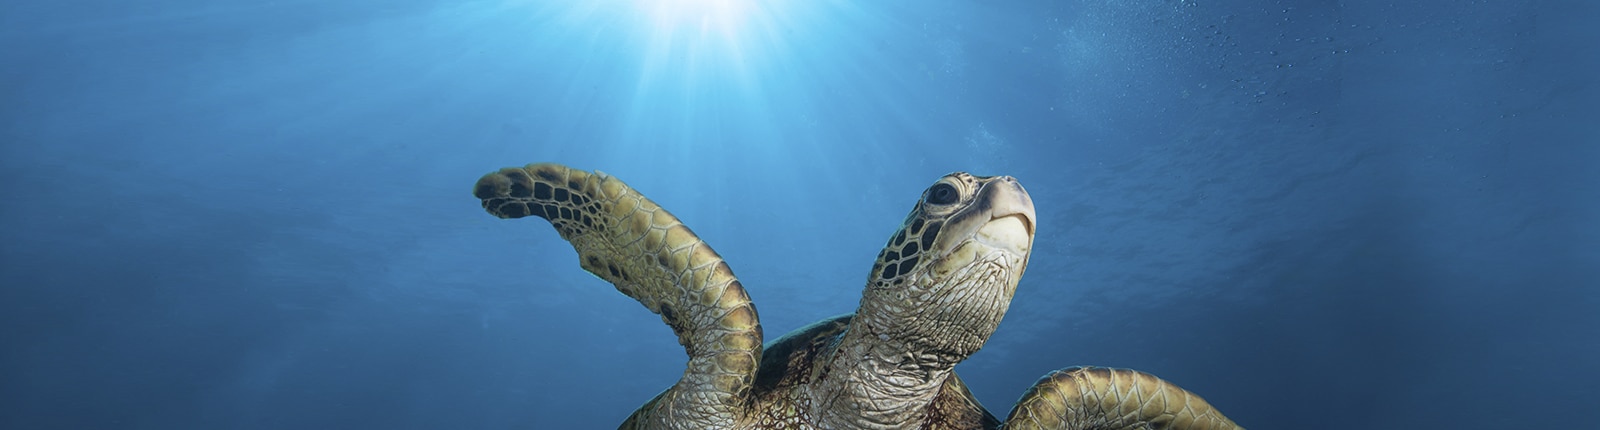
[{"left": 3, "top": 0, "right": 1596, "bottom": 428}]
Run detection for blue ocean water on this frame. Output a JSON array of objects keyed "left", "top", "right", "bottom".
[{"left": 2, "top": 0, "right": 1596, "bottom": 428}]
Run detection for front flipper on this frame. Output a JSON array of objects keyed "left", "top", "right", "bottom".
[
  {"left": 474, "top": 164, "right": 762, "bottom": 429},
  {"left": 1001, "top": 366, "right": 1242, "bottom": 430}
]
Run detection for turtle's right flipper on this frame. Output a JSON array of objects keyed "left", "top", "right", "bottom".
[
  {"left": 474, "top": 163, "right": 762, "bottom": 429},
  {"left": 1000, "top": 366, "right": 1243, "bottom": 430}
]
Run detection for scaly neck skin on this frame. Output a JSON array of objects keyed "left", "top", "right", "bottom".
[
  {"left": 809, "top": 258, "right": 1013, "bottom": 430},
  {"left": 810, "top": 314, "right": 956, "bottom": 430}
]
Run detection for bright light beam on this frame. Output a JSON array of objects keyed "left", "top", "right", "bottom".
[{"left": 639, "top": 0, "right": 752, "bottom": 38}]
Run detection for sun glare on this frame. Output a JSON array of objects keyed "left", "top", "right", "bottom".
[
  {"left": 528, "top": 0, "right": 860, "bottom": 164},
  {"left": 622, "top": 0, "right": 793, "bottom": 109},
  {"left": 640, "top": 0, "right": 752, "bottom": 37},
  {"left": 632, "top": 0, "right": 766, "bottom": 77}
]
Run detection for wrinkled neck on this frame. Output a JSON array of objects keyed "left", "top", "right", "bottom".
[
  {"left": 809, "top": 318, "right": 957, "bottom": 430},
  {"left": 808, "top": 278, "right": 1006, "bottom": 429},
  {"left": 858, "top": 259, "right": 1013, "bottom": 362}
]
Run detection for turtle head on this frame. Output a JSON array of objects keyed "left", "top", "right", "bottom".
[{"left": 859, "top": 172, "right": 1035, "bottom": 362}]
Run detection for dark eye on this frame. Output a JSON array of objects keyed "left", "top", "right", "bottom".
[{"left": 927, "top": 183, "right": 958, "bottom": 205}]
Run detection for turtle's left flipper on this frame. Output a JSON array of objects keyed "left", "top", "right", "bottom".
[
  {"left": 1000, "top": 366, "right": 1243, "bottom": 430},
  {"left": 473, "top": 164, "right": 761, "bottom": 429}
]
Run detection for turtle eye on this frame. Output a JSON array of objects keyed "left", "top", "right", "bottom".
[{"left": 926, "top": 183, "right": 959, "bottom": 205}]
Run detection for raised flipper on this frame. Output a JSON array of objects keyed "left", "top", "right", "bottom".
[
  {"left": 473, "top": 163, "right": 763, "bottom": 429},
  {"left": 1001, "top": 366, "right": 1243, "bottom": 430}
]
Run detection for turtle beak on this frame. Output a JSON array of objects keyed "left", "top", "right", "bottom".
[{"left": 975, "top": 176, "right": 1035, "bottom": 258}]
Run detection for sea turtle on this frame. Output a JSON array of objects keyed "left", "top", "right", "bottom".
[{"left": 472, "top": 163, "right": 1243, "bottom": 430}]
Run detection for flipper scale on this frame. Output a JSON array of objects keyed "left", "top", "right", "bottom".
[
  {"left": 1001, "top": 366, "right": 1242, "bottom": 430},
  {"left": 474, "top": 163, "right": 762, "bottom": 430}
]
